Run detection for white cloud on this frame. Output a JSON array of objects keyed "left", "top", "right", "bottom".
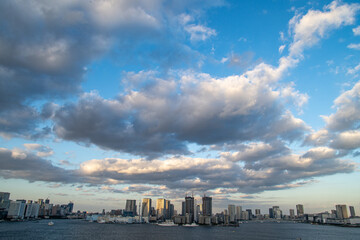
[
  {"left": 353, "top": 26, "right": 360, "bottom": 36},
  {"left": 24, "top": 143, "right": 54, "bottom": 157},
  {"left": 347, "top": 63, "right": 360, "bottom": 75},
  {"left": 184, "top": 24, "right": 217, "bottom": 41},
  {"left": 220, "top": 57, "right": 228, "bottom": 63},
  {"left": 279, "top": 45, "right": 286, "bottom": 54},
  {"left": 347, "top": 43, "right": 360, "bottom": 50},
  {"left": 289, "top": 1, "right": 360, "bottom": 57},
  {"left": 323, "top": 81, "right": 360, "bottom": 131},
  {"left": 331, "top": 130, "right": 360, "bottom": 150}
]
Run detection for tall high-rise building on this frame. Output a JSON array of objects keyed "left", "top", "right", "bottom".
[
  {"left": 349, "top": 206, "right": 356, "bottom": 218},
  {"left": 272, "top": 206, "right": 282, "bottom": 219},
  {"left": 228, "top": 205, "right": 236, "bottom": 222},
  {"left": 169, "top": 204, "right": 174, "bottom": 219},
  {"left": 156, "top": 198, "right": 166, "bottom": 219},
  {"left": 181, "top": 201, "right": 185, "bottom": 216},
  {"left": 336, "top": 205, "right": 348, "bottom": 219},
  {"left": 125, "top": 200, "right": 137, "bottom": 216},
  {"left": 269, "top": 208, "right": 274, "bottom": 218},
  {"left": 185, "top": 196, "right": 195, "bottom": 223},
  {"left": 142, "top": 198, "right": 151, "bottom": 217},
  {"left": 255, "top": 209, "right": 261, "bottom": 215},
  {"left": 165, "top": 200, "right": 171, "bottom": 219},
  {"left": 202, "top": 196, "right": 212, "bottom": 216},
  {"left": 296, "top": 204, "right": 304, "bottom": 216},
  {"left": 236, "top": 206, "right": 242, "bottom": 220},
  {"left": 290, "top": 209, "right": 295, "bottom": 218},
  {"left": 0, "top": 192, "right": 10, "bottom": 210},
  {"left": 246, "top": 209, "right": 253, "bottom": 220}
]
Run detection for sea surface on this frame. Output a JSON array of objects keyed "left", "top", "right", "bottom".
[{"left": 0, "top": 219, "right": 359, "bottom": 240}]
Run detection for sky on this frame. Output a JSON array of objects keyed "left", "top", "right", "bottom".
[{"left": 1, "top": 0, "right": 360, "bottom": 215}]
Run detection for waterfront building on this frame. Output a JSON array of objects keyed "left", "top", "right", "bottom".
[
  {"left": 228, "top": 205, "right": 236, "bottom": 222},
  {"left": 202, "top": 196, "right": 212, "bottom": 216},
  {"left": 0, "top": 192, "right": 10, "bottom": 210},
  {"left": 335, "top": 204, "right": 348, "bottom": 219},
  {"left": 7, "top": 200, "right": 26, "bottom": 219},
  {"left": 236, "top": 206, "right": 242, "bottom": 221},
  {"left": 349, "top": 206, "right": 356, "bottom": 218},
  {"left": 296, "top": 204, "right": 304, "bottom": 216},
  {"left": 141, "top": 198, "right": 151, "bottom": 217},
  {"left": 273, "top": 206, "right": 282, "bottom": 219},
  {"left": 125, "top": 200, "right": 137, "bottom": 216},
  {"left": 255, "top": 209, "right": 261, "bottom": 215}
]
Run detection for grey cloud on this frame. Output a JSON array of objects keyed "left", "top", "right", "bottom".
[
  {"left": 0, "top": 148, "right": 78, "bottom": 183},
  {"left": 52, "top": 71, "right": 309, "bottom": 157},
  {"left": 0, "top": 0, "right": 218, "bottom": 138},
  {"left": 0, "top": 146, "right": 355, "bottom": 195}
]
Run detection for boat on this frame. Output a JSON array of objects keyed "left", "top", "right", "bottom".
[
  {"left": 157, "top": 221, "right": 178, "bottom": 226},
  {"left": 183, "top": 223, "right": 199, "bottom": 227},
  {"left": 48, "top": 221, "right": 54, "bottom": 226}
]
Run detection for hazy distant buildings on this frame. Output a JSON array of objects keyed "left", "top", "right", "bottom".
[{"left": 296, "top": 204, "right": 304, "bottom": 216}]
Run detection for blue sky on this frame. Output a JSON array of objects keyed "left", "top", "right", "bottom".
[{"left": 1, "top": 0, "right": 360, "bottom": 214}]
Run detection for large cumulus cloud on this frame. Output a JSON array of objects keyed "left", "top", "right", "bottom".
[{"left": 0, "top": 0, "right": 220, "bottom": 138}]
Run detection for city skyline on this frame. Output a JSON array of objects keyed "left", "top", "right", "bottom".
[{"left": 1, "top": 0, "right": 360, "bottom": 214}]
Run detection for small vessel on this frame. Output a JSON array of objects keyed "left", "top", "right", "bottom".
[
  {"left": 48, "top": 221, "right": 54, "bottom": 226},
  {"left": 157, "top": 221, "right": 178, "bottom": 226},
  {"left": 183, "top": 223, "right": 199, "bottom": 227}
]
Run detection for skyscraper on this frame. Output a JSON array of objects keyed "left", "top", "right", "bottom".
[
  {"left": 185, "top": 196, "right": 194, "bottom": 223},
  {"left": 0, "top": 192, "right": 10, "bottom": 210},
  {"left": 228, "top": 205, "right": 236, "bottom": 222},
  {"left": 349, "top": 206, "right": 356, "bottom": 218},
  {"left": 296, "top": 204, "right": 304, "bottom": 216},
  {"left": 255, "top": 209, "right": 261, "bottom": 215},
  {"left": 290, "top": 209, "right": 295, "bottom": 218},
  {"left": 165, "top": 200, "right": 170, "bottom": 219},
  {"left": 336, "top": 204, "right": 348, "bottom": 219},
  {"left": 142, "top": 198, "right": 151, "bottom": 217},
  {"left": 125, "top": 200, "right": 137, "bottom": 216},
  {"left": 181, "top": 201, "right": 185, "bottom": 216},
  {"left": 202, "top": 196, "right": 212, "bottom": 216},
  {"left": 236, "top": 206, "right": 242, "bottom": 220},
  {"left": 156, "top": 198, "right": 166, "bottom": 219},
  {"left": 269, "top": 208, "right": 274, "bottom": 218}
]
